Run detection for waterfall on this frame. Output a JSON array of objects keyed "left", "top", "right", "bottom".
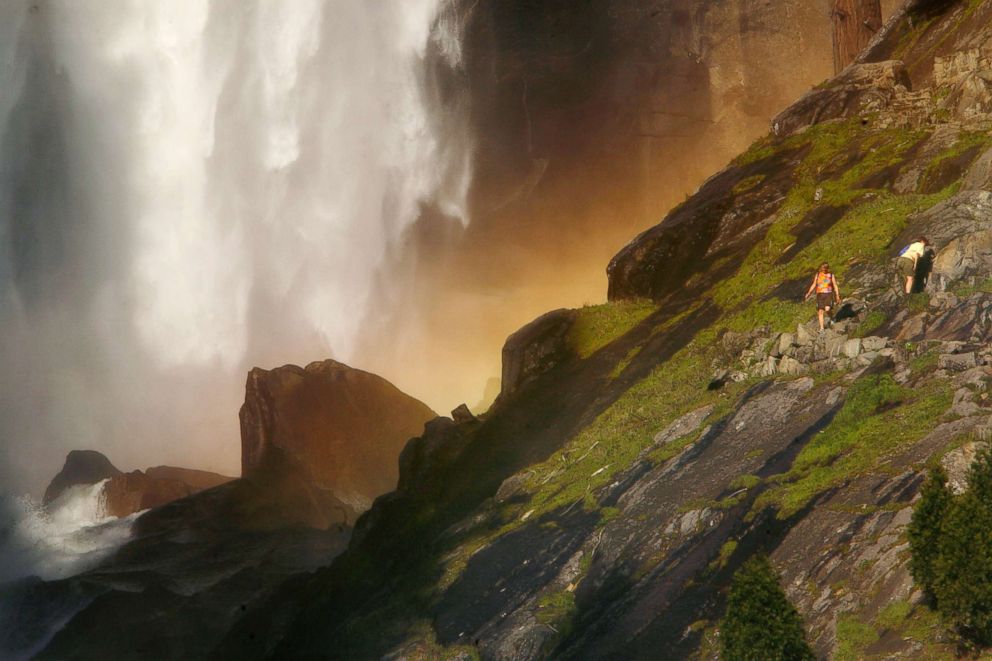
[{"left": 0, "top": 0, "right": 471, "bottom": 494}]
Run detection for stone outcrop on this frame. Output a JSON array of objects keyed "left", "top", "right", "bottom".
[
  {"left": 43, "top": 450, "right": 122, "bottom": 505},
  {"left": 498, "top": 309, "right": 577, "bottom": 402},
  {"left": 43, "top": 450, "right": 233, "bottom": 517},
  {"left": 239, "top": 359, "right": 436, "bottom": 512},
  {"left": 772, "top": 60, "right": 914, "bottom": 136},
  {"left": 101, "top": 472, "right": 198, "bottom": 518}
]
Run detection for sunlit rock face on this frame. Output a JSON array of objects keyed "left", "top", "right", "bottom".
[
  {"left": 239, "top": 359, "right": 437, "bottom": 512},
  {"left": 358, "top": 0, "right": 901, "bottom": 416}
]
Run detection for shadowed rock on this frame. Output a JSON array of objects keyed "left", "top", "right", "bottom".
[
  {"left": 43, "top": 450, "right": 121, "bottom": 505},
  {"left": 240, "top": 359, "right": 436, "bottom": 513}
]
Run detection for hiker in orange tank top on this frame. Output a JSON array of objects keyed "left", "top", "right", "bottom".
[{"left": 804, "top": 262, "right": 841, "bottom": 331}]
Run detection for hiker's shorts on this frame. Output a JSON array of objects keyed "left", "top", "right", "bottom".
[
  {"left": 816, "top": 293, "right": 835, "bottom": 310},
  {"left": 897, "top": 256, "right": 916, "bottom": 277}
]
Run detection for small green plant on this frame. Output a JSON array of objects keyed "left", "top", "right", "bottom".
[
  {"left": 835, "top": 614, "right": 879, "bottom": 661},
  {"left": 853, "top": 310, "right": 887, "bottom": 338},
  {"left": 720, "top": 555, "right": 815, "bottom": 661},
  {"left": 906, "top": 292, "right": 930, "bottom": 313}
]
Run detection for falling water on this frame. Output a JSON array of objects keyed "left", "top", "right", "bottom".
[{"left": 0, "top": 0, "right": 472, "bottom": 494}]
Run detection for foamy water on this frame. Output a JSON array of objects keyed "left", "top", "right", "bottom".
[{"left": 0, "top": 482, "right": 138, "bottom": 584}]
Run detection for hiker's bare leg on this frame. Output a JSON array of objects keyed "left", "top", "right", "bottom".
[
  {"left": 817, "top": 309, "right": 825, "bottom": 331},
  {"left": 905, "top": 276, "right": 913, "bottom": 294},
  {"left": 824, "top": 305, "right": 832, "bottom": 327}
]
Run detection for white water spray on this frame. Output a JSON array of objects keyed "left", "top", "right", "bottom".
[
  {"left": 0, "top": 0, "right": 470, "bottom": 493},
  {"left": 0, "top": 483, "right": 138, "bottom": 583}
]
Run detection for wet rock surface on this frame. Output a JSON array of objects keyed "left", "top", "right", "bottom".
[{"left": 42, "top": 450, "right": 122, "bottom": 505}]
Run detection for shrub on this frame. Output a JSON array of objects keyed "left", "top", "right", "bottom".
[
  {"left": 907, "top": 465, "right": 951, "bottom": 596},
  {"left": 721, "top": 555, "right": 815, "bottom": 661}
]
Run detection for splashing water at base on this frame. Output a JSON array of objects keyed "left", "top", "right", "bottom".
[{"left": 0, "top": 481, "right": 138, "bottom": 584}]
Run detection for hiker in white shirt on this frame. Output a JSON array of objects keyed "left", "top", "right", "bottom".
[{"left": 896, "top": 236, "right": 930, "bottom": 294}]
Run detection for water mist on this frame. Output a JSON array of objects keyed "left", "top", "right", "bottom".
[{"left": 0, "top": 0, "right": 472, "bottom": 497}]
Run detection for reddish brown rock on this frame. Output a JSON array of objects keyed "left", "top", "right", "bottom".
[
  {"left": 102, "top": 472, "right": 197, "bottom": 518},
  {"left": 239, "top": 359, "right": 437, "bottom": 511},
  {"left": 144, "top": 466, "right": 233, "bottom": 491},
  {"left": 43, "top": 450, "right": 234, "bottom": 517}
]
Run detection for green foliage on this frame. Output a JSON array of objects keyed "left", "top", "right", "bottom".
[
  {"left": 906, "top": 292, "right": 930, "bottom": 314},
  {"left": 568, "top": 301, "right": 656, "bottom": 358},
  {"left": 950, "top": 277, "right": 992, "bottom": 298},
  {"left": 536, "top": 590, "right": 577, "bottom": 640},
  {"left": 875, "top": 600, "right": 914, "bottom": 631},
  {"left": 835, "top": 615, "right": 879, "bottom": 661},
  {"left": 732, "top": 174, "right": 767, "bottom": 195},
  {"left": 908, "top": 465, "right": 951, "bottom": 595},
  {"left": 720, "top": 556, "right": 815, "bottom": 661},
  {"left": 931, "top": 447, "right": 992, "bottom": 645},
  {"left": 853, "top": 310, "right": 887, "bottom": 338},
  {"left": 758, "top": 373, "right": 950, "bottom": 518},
  {"left": 910, "top": 350, "right": 939, "bottom": 376}
]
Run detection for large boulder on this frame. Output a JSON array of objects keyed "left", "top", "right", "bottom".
[
  {"left": 239, "top": 359, "right": 436, "bottom": 512},
  {"left": 894, "top": 191, "right": 992, "bottom": 291},
  {"left": 497, "top": 309, "right": 577, "bottom": 402},
  {"left": 43, "top": 450, "right": 122, "bottom": 505}
]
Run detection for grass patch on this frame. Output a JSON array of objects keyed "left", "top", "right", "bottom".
[
  {"left": 756, "top": 373, "right": 952, "bottom": 518},
  {"left": 610, "top": 346, "right": 642, "bottom": 379},
  {"left": 853, "top": 310, "right": 887, "bottom": 338},
  {"left": 910, "top": 351, "right": 939, "bottom": 376},
  {"left": 568, "top": 301, "right": 657, "bottom": 358},
  {"left": 714, "top": 540, "right": 738, "bottom": 570},
  {"left": 906, "top": 292, "right": 930, "bottom": 313},
  {"left": 536, "top": 590, "right": 577, "bottom": 639},
  {"left": 835, "top": 615, "right": 879, "bottom": 661},
  {"left": 732, "top": 174, "right": 766, "bottom": 195},
  {"left": 730, "top": 474, "right": 762, "bottom": 490},
  {"left": 875, "top": 600, "right": 913, "bottom": 631},
  {"left": 950, "top": 276, "right": 992, "bottom": 298}
]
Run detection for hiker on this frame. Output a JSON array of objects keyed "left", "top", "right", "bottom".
[
  {"left": 897, "top": 236, "right": 930, "bottom": 294},
  {"left": 804, "top": 262, "right": 841, "bottom": 331}
]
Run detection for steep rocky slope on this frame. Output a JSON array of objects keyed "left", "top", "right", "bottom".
[
  {"left": 209, "top": 1, "right": 992, "bottom": 659},
  {"left": 358, "top": 0, "right": 901, "bottom": 415}
]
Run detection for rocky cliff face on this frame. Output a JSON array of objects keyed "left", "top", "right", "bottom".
[
  {"left": 357, "top": 0, "right": 900, "bottom": 418},
  {"left": 239, "top": 359, "right": 437, "bottom": 512},
  {"left": 208, "top": 2, "right": 992, "bottom": 659}
]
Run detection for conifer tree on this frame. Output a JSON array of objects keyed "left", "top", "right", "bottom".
[
  {"left": 721, "top": 555, "right": 815, "bottom": 661},
  {"left": 932, "top": 446, "right": 992, "bottom": 644},
  {"left": 907, "top": 464, "right": 951, "bottom": 596}
]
